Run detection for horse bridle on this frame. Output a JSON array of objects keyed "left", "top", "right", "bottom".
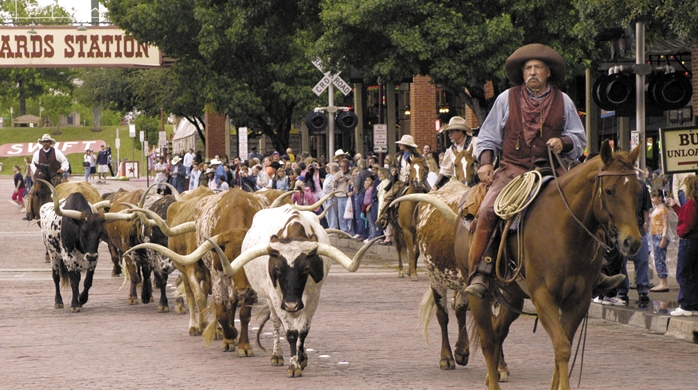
[{"left": 548, "top": 147, "right": 637, "bottom": 252}]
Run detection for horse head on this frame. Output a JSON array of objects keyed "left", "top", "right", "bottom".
[
  {"left": 27, "top": 163, "right": 54, "bottom": 220},
  {"left": 407, "top": 156, "right": 429, "bottom": 193},
  {"left": 454, "top": 143, "right": 476, "bottom": 185},
  {"left": 592, "top": 140, "right": 643, "bottom": 257}
]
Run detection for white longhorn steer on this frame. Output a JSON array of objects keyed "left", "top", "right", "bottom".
[{"left": 212, "top": 205, "right": 381, "bottom": 377}]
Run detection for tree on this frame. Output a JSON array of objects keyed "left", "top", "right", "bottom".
[
  {"left": 316, "top": 0, "right": 606, "bottom": 124},
  {"left": 104, "top": 0, "right": 327, "bottom": 151},
  {"left": 0, "top": 1, "right": 76, "bottom": 116}
]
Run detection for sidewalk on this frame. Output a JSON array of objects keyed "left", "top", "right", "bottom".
[{"left": 334, "top": 235, "right": 698, "bottom": 344}]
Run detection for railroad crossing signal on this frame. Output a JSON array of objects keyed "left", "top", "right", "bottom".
[{"left": 312, "top": 58, "right": 352, "bottom": 96}]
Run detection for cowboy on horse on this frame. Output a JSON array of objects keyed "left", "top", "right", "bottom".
[
  {"left": 31, "top": 133, "right": 69, "bottom": 185},
  {"left": 377, "top": 134, "right": 430, "bottom": 229},
  {"left": 464, "top": 43, "right": 625, "bottom": 299}
]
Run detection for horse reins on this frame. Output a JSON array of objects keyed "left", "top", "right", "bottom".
[{"left": 548, "top": 146, "right": 636, "bottom": 252}]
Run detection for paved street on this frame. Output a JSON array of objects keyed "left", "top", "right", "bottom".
[{"left": 1, "top": 176, "right": 697, "bottom": 389}]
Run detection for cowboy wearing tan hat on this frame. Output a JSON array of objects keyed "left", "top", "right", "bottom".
[
  {"left": 376, "top": 134, "right": 430, "bottom": 229},
  {"left": 30, "top": 133, "right": 69, "bottom": 183},
  {"left": 432, "top": 116, "right": 475, "bottom": 190},
  {"left": 464, "top": 44, "right": 624, "bottom": 299}
]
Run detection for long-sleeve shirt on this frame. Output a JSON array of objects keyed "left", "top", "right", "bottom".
[
  {"left": 671, "top": 199, "right": 698, "bottom": 240},
  {"left": 31, "top": 147, "right": 69, "bottom": 173},
  {"left": 476, "top": 87, "right": 586, "bottom": 162}
]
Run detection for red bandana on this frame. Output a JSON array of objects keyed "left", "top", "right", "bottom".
[{"left": 519, "top": 86, "right": 554, "bottom": 146}]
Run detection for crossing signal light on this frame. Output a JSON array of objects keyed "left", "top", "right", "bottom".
[
  {"left": 336, "top": 110, "right": 358, "bottom": 133},
  {"left": 305, "top": 111, "right": 328, "bottom": 134},
  {"left": 593, "top": 70, "right": 692, "bottom": 116}
]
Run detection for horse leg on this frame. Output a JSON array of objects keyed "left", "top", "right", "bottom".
[
  {"left": 432, "top": 288, "right": 455, "bottom": 369},
  {"left": 532, "top": 291, "right": 572, "bottom": 390},
  {"left": 492, "top": 295, "right": 524, "bottom": 382},
  {"left": 406, "top": 229, "right": 419, "bottom": 281},
  {"left": 453, "top": 291, "right": 470, "bottom": 366},
  {"left": 470, "top": 295, "right": 502, "bottom": 390},
  {"left": 559, "top": 296, "right": 593, "bottom": 390}
]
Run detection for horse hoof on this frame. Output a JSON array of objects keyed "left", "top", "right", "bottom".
[
  {"left": 499, "top": 371, "right": 509, "bottom": 382},
  {"left": 439, "top": 358, "right": 455, "bottom": 370},
  {"left": 271, "top": 355, "right": 284, "bottom": 366}
]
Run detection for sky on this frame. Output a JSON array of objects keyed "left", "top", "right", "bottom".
[{"left": 35, "top": 0, "right": 96, "bottom": 24}]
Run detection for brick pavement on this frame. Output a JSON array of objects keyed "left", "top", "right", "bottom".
[{"left": 1, "top": 176, "right": 698, "bottom": 389}]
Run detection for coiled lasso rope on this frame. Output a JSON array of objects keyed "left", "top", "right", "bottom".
[
  {"left": 494, "top": 170, "right": 544, "bottom": 220},
  {"left": 492, "top": 170, "right": 544, "bottom": 284}
]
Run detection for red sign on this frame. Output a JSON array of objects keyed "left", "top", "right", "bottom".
[{"left": 0, "top": 140, "right": 107, "bottom": 157}]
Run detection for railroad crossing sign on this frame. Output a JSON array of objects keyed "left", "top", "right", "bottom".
[{"left": 312, "top": 58, "right": 352, "bottom": 96}]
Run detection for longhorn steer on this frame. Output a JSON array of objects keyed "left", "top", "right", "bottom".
[
  {"left": 39, "top": 180, "right": 131, "bottom": 312},
  {"left": 213, "top": 205, "right": 381, "bottom": 377}
]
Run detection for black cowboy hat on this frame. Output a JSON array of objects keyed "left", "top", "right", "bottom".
[{"left": 505, "top": 44, "right": 566, "bottom": 85}]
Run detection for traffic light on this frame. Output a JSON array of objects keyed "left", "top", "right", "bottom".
[
  {"left": 593, "top": 69, "right": 692, "bottom": 117},
  {"left": 336, "top": 110, "right": 359, "bottom": 133},
  {"left": 305, "top": 111, "right": 328, "bottom": 134}
]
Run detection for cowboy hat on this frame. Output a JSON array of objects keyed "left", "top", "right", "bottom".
[
  {"left": 205, "top": 168, "right": 215, "bottom": 174},
  {"left": 171, "top": 156, "right": 182, "bottom": 165},
  {"left": 396, "top": 135, "right": 418, "bottom": 148},
  {"left": 504, "top": 43, "right": 566, "bottom": 86},
  {"left": 440, "top": 116, "right": 471, "bottom": 133},
  {"left": 37, "top": 134, "right": 56, "bottom": 144},
  {"left": 209, "top": 158, "right": 222, "bottom": 166},
  {"left": 333, "top": 149, "right": 346, "bottom": 160}
]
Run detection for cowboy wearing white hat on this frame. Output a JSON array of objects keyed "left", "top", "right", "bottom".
[
  {"left": 464, "top": 43, "right": 613, "bottom": 300},
  {"left": 376, "top": 134, "right": 430, "bottom": 229},
  {"left": 30, "top": 133, "right": 69, "bottom": 183},
  {"left": 432, "top": 116, "right": 475, "bottom": 190},
  {"left": 333, "top": 148, "right": 347, "bottom": 161}
]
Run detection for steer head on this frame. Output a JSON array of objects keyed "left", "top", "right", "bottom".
[{"left": 267, "top": 234, "right": 325, "bottom": 313}]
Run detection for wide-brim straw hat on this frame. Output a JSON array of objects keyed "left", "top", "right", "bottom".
[
  {"left": 333, "top": 149, "right": 346, "bottom": 160},
  {"left": 504, "top": 43, "right": 566, "bottom": 85},
  {"left": 440, "top": 116, "right": 471, "bottom": 134},
  {"left": 396, "top": 135, "right": 418, "bottom": 148},
  {"left": 37, "top": 133, "right": 56, "bottom": 144},
  {"left": 171, "top": 156, "right": 182, "bottom": 165},
  {"left": 209, "top": 158, "right": 222, "bottom": 166}
]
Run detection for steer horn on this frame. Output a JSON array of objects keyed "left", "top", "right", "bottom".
[
  {"left": 325, "top": 228, "right": 353, "bottom": 239},
  {"left": 90, "top": 200, "right": 111, "bottom": 213},
  {"left": 292, "top": 191, "right": 338, "bottom": 212},
  {"left": 124, "top": 206, "right": 196, "bottom": 236},
  {"left": 123, "top": 234, "right": 223, "bottom": 266},
  {"left": 211, "top": 235, "right": 383, "bottom": 276},
  {"left": 37, "top": 179, "right": 136, "bottom": 222},
  {"left": 390, "top": 194, "right": 457, "bottom": 227},
  {"left": 139, "top": 183, "right": 183, "bottom": 207},
  {"left": 269, "top": 190, "right": 295, "bottom": 208},
  {"left": 318, "top": 201, "right": 337, "bottom": 220}
]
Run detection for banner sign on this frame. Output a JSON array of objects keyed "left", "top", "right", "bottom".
[
  {"left": 659, "top": 126, "right": 698, "bottom": 174},
  {"left": 0, "top": 140, "right": 107, "bottom": 157},
  {"left": 0, "top": 26, "right": 162, "bottom": 68}
]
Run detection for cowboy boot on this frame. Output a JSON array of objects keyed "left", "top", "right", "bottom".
[{"left": 464, "top": 223, "right": 496, "bottom": 299}]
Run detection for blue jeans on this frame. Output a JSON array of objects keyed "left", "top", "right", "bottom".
[
  {"left": 651, "top": 234, "right": 669, "bottom": 279},
  {"left": 337, "top": 196, "right": 351, "bottom": 233},
  {"left": 84, "top": 168, "right": 90, "bottom": 182},
  {"left": 353, "top": 193, "right": 367, "bottom": 238},
  {"left": 323, "top": 198, "right": 339, "bottom": 229},
  {"left": 677, "top": 238, "right": 698, "bottom": 311},
  {"left": 619, "top": 232, "right": 650, "bottom": 295}
]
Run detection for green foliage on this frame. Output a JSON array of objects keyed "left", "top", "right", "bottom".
[{"left": 132, "top": 115, "right": 161, "bottom": 150}]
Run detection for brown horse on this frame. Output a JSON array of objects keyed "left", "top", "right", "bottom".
[
  {"left": 457, "top": 141, "right": 642, "bottom": 389},
  {"left": 382, "top": 155, "right": 430, "bottom": 280}
]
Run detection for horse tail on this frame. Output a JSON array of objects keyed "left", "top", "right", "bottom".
[
  {"left": 418, "top": 288, "right": 436, "bottom": 344},
  {"left": 467, "top": 310, "right": 482, "bottom": 357}
]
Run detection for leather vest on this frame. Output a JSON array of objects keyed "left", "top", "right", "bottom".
[
  {"left": 502, "top": 85, "right": 565, "bottom": 170},
  {"left": 38, "top": 148, "right": 61, "bottom": 175}
]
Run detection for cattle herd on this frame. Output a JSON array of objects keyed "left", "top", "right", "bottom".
[{"left": 33, "top": 179, "right": 385, "bottom": 378}]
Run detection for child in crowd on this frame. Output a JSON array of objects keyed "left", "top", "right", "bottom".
[
  {"left": 11, "top": 165, "right": 26, "bottom": 212},
  {"left": 275, "top": 167, "right": 289, "bottom": 191},
  {"left": 649, "top": 189, "right": 671, "bottom": 292},
  {"left": 189, "top": 163, "right": 202, "bottom": 191}
]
